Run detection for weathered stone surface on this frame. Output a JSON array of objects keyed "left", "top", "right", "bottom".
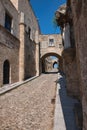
[
  {"left": 55, "top": 7, "right": 80, "bottom": 99},
  {"left": 0, "top": 74, "right": 57, "bottom": 130},
  {"left": 11, "top": 0, "right": 40, "bottom": 41},
  {"left": 0, "top": 0, "right": 19, "bottom": 38},
  {"left": 56, "top": 0, "right": 87, "bottom": 129},
  {"left": 45, "top": 58, "right": 58, "bottom": 72},
  {"left": 0, "top": 0, "right": 40, "bottom": 87},
  {"left": 39, "top": 34, "right": 63, "bottom": 72},
  {"left": 0, "top": 0, "right": 20, "bottom": 88},
  {"left": 39, "top": 34, "right": 63, "bottom": 58},
  {"left": 70, "top": 1, "right": 87, "bottom": 129},
  {"left": 0, "top": 25, "right": 20, "bottom": 87}
]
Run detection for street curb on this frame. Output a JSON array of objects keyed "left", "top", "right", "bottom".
[
  {"left": 0, "top": 75, "right": 39, "bottom": 95},
  {"left": 53, "top": 82, "right": 66, "bottom": 130},
  {"left": 53, "top": 83, "right": 59, "bottom": 130}
]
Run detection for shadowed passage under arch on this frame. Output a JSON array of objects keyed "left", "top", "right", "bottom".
[{"left": 40, "top": 52, "right": 63, "bottom": 73}]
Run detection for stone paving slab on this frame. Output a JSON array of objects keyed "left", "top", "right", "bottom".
[
  {"left": 0, "top": 74, "right": 57, "bottom": 130},
  {"left": 53, "top": 83, "right": 66, "bottom": 130},
  {"left": 0, "top": 72, "right": 79, "bottom": 130},
  {"left": 53, "top": 72, "right": 79, "bottom": 130}
]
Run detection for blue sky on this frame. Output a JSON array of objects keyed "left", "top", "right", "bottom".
[{"left": 30, "top": 0, "right": 66, "bottom": 34}]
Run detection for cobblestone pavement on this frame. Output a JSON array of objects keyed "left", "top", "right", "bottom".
[{"left": 0, "top": 73, "right": 57, "bottom": 130}]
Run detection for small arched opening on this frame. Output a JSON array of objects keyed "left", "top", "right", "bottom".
[
  {"left": 3, "top": 60, "right": 10, "bottom": 84},
  {"left": 53, "top": 61, "right": 58, "bottom": 69}
]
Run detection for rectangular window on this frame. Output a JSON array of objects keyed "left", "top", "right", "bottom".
[
  {"left": 49, "top": 39, "right": 54, "bottom": 46},
  {"left": 59, "top": 44, "right": 63, "bottom": 48},
  {"left": 5, "top": 12, "right": 12, "bottom": 32}
]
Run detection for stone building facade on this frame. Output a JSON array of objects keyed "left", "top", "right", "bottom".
[
  {"left": 39, "top": 34, "right": 63, "bottom": 73},
  {"left": 55, "top": 0, "right": 87, "bottom": 130},
  {"left": 0, "top": 0, "right": 20, "bottom": 87},
  {"left": 11, "top": 0, "right": 40, "bottom": 80},
  {"left": 70, "top": 1, "right": 87, "bottom": 130},
  {"left": 55, "top": 4, "right": 80, "bottom": 98},
  {"left": 0, "top": 0, "right": 40, "bottom": 87}
]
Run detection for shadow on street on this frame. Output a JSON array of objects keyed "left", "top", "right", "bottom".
[{"left": 57, "top": 72, "right": 79, "bottom": 130}]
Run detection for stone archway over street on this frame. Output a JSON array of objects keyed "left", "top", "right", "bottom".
[{"left": 39, "top": 34, "right": 63, "bottom": 73}]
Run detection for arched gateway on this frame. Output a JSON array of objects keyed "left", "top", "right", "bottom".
[{"left": 39, "top": 34, "right": 63, "bottom": 73}]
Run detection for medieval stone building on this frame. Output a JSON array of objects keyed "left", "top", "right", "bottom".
[
  {"left": 0, "top": 0, "right": 63, "bottom": 88},
  {"left": 55, "top": 0, "right": 87, "bottom": 130},
  {"left": 0, "top": 0, "right": 40, "bottom": 87},
  {"left": 39, "top": 34, "right": 63, "bottom": 73},
  {"left": 0, "top": 0, "right": 20, "bottom": 87},
  {"left": 1, "top": 0, "right": 87, "bottom": 129}
]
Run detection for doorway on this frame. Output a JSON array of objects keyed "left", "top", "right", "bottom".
[{"left": 3, "top": 60, "right": 10, "bottom": 84}]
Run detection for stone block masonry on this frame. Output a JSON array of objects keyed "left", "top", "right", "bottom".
[
  {"left": 0, "top": 25, "right": 20, "bottom": 87},
  {"left": 0, "top": 0, "right": 40, "bottom": 87}
]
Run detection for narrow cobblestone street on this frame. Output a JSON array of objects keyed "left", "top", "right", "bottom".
[
  {"left": 0, "top": 73, "right": 57, "bottom": 130},
  {"left": 0, "top": 0, "right": 87, "bottom": 129}
]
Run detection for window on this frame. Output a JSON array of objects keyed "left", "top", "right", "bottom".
[
  {"left": 59, "top": 44, "right": 63, "bottom": 48},
  {"left": 5, "top": 12, "right": 12, "bottom": 32},
  {"left": 49, "top": 39, "right": 54, "bottom": 46}
]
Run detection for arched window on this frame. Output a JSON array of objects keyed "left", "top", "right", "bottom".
[
  {"left": 49, "top": 39, "right": 54, "bottom": 46},
  {"left": 3, "top": 60, "right": 10, "bottom": 84}
]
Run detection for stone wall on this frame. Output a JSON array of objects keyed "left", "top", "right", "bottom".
[
  {"left": 70, "top": 1, "right": 87, "bottom": 129},
  {"left": 44, "top": 57, "right": 53, "bottom": 72},
  {"left": 0, "top": 0, "right": 19, "bottom": 38},
  {"left": 55, "top": 5, "right": 80, "bottom": 98},
  {"left": 62, "top": 48, "right": 80, "bottom": 98},
  {"left": 0, "top": 0, "right": 20, "bottom": 87},
  {"left": 62, "top": 22, "right": 80, "bottom": 98},
  {"left": 0, "top": 25, "right": 20, "bottom": 87},
  {"left": 24, "top": 35, "right": 36, "bottom": 79},
  {"left": 0, "top": 0, "right": 40, "bottom": 85},
  {"left": 11, "top": 0, "right": 40, "bottom": 41},
  {"left": 10, "top": 0, "right": 40, "bottom": 80},
  {"left": 39, "top": 34, "right": 63, "bottom": 57},
  {"left": 39, "top": 34, "right": 63, "bottom": 73},
  {"left": 56, "top": 0, "right": 87, "bottom": 129}
]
